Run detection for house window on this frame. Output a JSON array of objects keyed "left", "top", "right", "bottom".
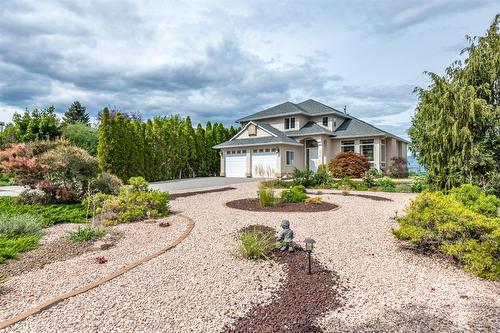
[
  {"left": 284, "top": 117, "right": 296, "bottom": 130},
  {"left": 360, "top": 139, "right": 374, "bottom": 162},
  {"left": 341, "top": 140, "right": 355, "bottom": 152},
  {"left": 322, "top": 116, "right": 328, "bottom": 126},
  {"left": 333, "top": 118, "right": 337, "bottom": 128},
  {"left": 286, "top": 151, "right": 294, "bottom": 165}
]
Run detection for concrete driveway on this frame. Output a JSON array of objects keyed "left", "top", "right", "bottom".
[
  {"left": 0, "top": 185, "right": 24, "bottom": 197},
  {"left": 149, "top": 177, "right": 257, "bottom": 193}
]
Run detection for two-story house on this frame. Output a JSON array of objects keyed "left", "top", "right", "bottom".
[{"left": 213, "top": 99, "right": 409, "bottom": 178}]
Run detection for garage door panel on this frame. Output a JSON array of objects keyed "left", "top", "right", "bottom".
[
  {"left": 225, "top": 153, "right": 246, "bottom": 177},
  {"left": 252, "top": 152, "right": 277, "bottom": 178}
]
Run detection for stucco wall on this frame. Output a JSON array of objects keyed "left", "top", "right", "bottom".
[
  {"left": 279, "top": 144, "right": 304, "bottom": 175},
  {"left": 266, "top": 114, "right": 308, "bottom": 132},
  {"left": 236, "top": 126, "right": 271, "bottom": 139}
]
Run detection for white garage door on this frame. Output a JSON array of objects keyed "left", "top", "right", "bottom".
[
  {"left": 225, "top": 151, "right": 247, "bottom": 177},
  {"left": 252, "top": 151, "right": 277, "bottom": 178}
]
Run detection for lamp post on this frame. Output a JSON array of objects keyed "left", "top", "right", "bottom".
[{"left": 304, "top": 238, "right": 316, "bottom": 275}]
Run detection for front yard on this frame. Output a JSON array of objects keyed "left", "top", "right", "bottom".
[{"left": 1, "top": 182, "right": 498, "bottom": 332}]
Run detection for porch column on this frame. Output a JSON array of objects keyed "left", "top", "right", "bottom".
[
  {"left": 317, "top": 138, "right": 323, "bottom": 166},
  {"left": 219, "top": 151, "right": 225, "bottom": 176},
  {"left": 276, "top": 146, "right": 282, "bottom": 177},
  {"left": 373, "top": 138, "right": 381, "bottom": 171}
]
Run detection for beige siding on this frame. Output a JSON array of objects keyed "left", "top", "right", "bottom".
[
  {"left": 266, "top": 114, "right": 308, "bottom": 132},
  {"left": 236, "top": 126, "right": 271, "bottom": 139},
  {"left": 310, "top": 115, "right": 333, "bottom": 131},
  {"left": 279, "top": 144, "right": 304, "bottom": 175}
]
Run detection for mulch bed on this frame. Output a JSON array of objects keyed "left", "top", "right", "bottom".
[
  {"left": 226, "top": 199, "right": 339, "bottom": 212},
  {"left": 224, "top": 247, "right": 344, "bottom": 332},
  {"left": 0, "top": 238, "right": 96, "bottom": 278},
  {"left": 326, "top": 192, "right": 392, "bottom": 202},
  {"left": 170, "top": 187, "right": 236, "bottom": 200}
]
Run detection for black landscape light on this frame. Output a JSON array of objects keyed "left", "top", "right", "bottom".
[{"left": 304, "top": 238, "right": 316, "bottom": 275}]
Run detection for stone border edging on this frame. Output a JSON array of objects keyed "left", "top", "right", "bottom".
[{"left": 0, "top": 213, "right": 195, "bottom": 330}]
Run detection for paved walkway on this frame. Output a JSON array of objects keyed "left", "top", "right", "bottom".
[
  {"left": 149, "top": 177, "right": 256, "bottom": 192},
  {"left": 0, "top": 186, "right": 24, "bottom": 197}
]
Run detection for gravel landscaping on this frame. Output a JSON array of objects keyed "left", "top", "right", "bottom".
[{"left": 1, "top": 182, "right": 499, "bottom": 332}]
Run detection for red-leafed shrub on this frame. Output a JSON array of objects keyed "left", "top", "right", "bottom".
[
  {"left": 0, "top": 140, "right": 99, "bottom": 203},
  {"left": 385, "top": 157, "right": 408, "bottom": 178},
  {"left": 329, "top": 152, "right": 370, "bottom": 178}
]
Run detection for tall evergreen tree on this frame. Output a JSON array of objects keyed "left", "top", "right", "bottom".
[
  {"left": 64, "top": 101, "right": 90, "bottom": 125},
  {"left": 409, "top": 15, "right": 500, "bottom": 190}
]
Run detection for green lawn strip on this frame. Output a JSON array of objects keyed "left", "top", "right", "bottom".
[
  {"left": 0, "top": 233, "right": 42, "bottom": 264},
  {"left": 0, "top": 197, "right": 87, "bottom": 227}
]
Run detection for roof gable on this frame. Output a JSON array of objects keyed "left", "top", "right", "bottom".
[{"left": 296, "top": 99, "right": 347, "bottom": 118}]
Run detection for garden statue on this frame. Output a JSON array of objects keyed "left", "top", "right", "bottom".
[{"left": 277, "top": 219, "right": 294, "bottom": 252}]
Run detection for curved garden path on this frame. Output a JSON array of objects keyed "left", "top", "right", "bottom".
[{"left": 1, "top": 182, "right": 499, "bottom": 332}]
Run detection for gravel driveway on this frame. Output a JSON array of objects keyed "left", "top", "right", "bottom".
[{"left": 2, "top": 183, "right": 499, "bottom": 332}]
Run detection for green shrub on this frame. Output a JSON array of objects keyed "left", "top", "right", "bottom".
[
  {"left": 0, "top": 234, "right": 41, "bottom": 264},
  {"left": 338, "top": 177, "right": 355, "bottom": 190},
  {"left": 258, "top": 185, "right": 276, "bottom": 207},
  {"left": 67, "top": 227, "right": 105, "bottom": 242},
  {"left": 410, "top": 175, "right": 427, "bottom": 193},
  {"left": 394, "top": 191, "right": 499, "bottom": 280},
  {"left": 62, "top": 122, "right": 98, "bottom": 156},
  {"left": 0, "top": 173, "right": 12, "bottom": 186},
  {"left": 362, "top": 171, "right": 377, "bottom": 188},
  {"left": 376, "top": 177, "right": 396, "bottom": 192},
  {"left": 0, "top": 214, "right": 42, "bottom": 235},
  {"left": 292, "top": 168, "right": 314, "bottom": 187},
  {"left": 0, "top": 197, "right": 86, "bottom": 226},
  {"left": 449, "top": 184, "right": 499, "bottom": 217},
  {"left": 235, "top": 226, "right": 275, "bottom": 260},
  {"left": 92, "top": 173, "right": 123, "bottom": 195},
  {"left": 311, "top": 164, "right": 332, "bottom": 186},
  {"left": 281, "top": 185, "right": 307, "bottom": 203},
  {"left": 91, "top": 177, "right": 170, "bottom": 224}
]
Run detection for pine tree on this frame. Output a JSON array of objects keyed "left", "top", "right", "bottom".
[{"left": 64, "top": 101, "right": 90, "bottom": 125}]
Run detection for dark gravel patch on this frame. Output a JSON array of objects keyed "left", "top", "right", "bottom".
[
  {"left": 170, "top": 187, "right": 236, "bottom": 200},
  {"left": 226, "top": 199, "right": 339, "bottom": 212},
  {"left": 224, "top": 248, "right": 344, "bottom": 333},
  {"left": 0, "top": 238, "right": 96, "bottom": 278}
]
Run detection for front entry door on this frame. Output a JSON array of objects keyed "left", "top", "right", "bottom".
[{"left": 306, "top": 147, "right": 319, "bottom": 172}]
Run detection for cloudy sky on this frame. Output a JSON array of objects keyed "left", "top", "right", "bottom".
[{"left": 0, "top": 0, "right": 498, "bottom": 139}]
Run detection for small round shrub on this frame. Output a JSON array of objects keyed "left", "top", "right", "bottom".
[
  {"left": 128, "top": 176, "right": 149, "bottom": 192},
  {"left": 93, "top": 173, "right": 123, "bottom": 195},
  {"left": 376, "top": 177, "right": 396, "bottom": 191},
  {"left": 281, "top": 185, "right": 307, "bottom": 203},
  {"left": 385, "top": 157, "right": 408, "bottom": 178},
  {"left": 329, "top": 152, "right": 370, "bottom": 178},
  {"left": 0, "top": 214, "right": 42, "bottom": 235},
  {"left": 410, "top": 175, "right": 427, "bottom": 193}
]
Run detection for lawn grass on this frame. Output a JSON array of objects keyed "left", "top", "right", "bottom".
[{"left": 0, "top": 197, "right": 87, "bottom": 227}]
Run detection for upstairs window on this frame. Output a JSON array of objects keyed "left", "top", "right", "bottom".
[
  {"left": 322, "top": 116, "right": 328, "bottom": 126},
  {"left": 341, "top": 140, "right": 355, "bottom": 152},
  {"left": 284, "top": 117, "right": 296, "bottom": 130},
  {"left": 333, "top": 118, "right": 337, "bottom": 128}
]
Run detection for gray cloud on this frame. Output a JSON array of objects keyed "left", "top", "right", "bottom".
[{"left": 0, "top": 0, "right": 497, "bottom": 140}]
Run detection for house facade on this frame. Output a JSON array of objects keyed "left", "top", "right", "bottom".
[{"left": 213, "top": 99, "right": 409, "bottom": 178}]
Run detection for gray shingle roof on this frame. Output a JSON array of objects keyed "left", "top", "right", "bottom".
[
  {"left": 237, "top": 99, "right": 349, "bottom": 123},
  {"left": 285, "top": 121, "right": 334, "bottom": 137},
  {"left": 334, "top": 117, "right": 410, "bottom": 143},
  {"left": 213, "top": 136, "right": 300, "bottom": 149},
  {"left": 213, "top": 121, "right": 301, "bottom": 149},
  {"left": 237, "top": 102, "right": 307, "bottom": 122},
  {"left": 296, "top": 99, "right": 347, "bottom": 117}
]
